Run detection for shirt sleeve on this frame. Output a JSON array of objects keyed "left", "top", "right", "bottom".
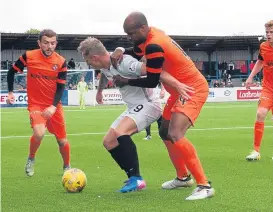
[
  {"left": 258, "top": 51, "right": 263, "bottom": 61},
  {"left": 57, "top": 61, "right": 67, "bottom": 84},
  {"left": 124, "top": 45, "right": 144, "bottom": 61},
  {"left": 145, "top": 44, "right": 165, "bottom": 74},
  {"left": 258, "top": 44, "right": 264, "bottom": 61},
  {"left": 119, "top": 55, "right": 143, "bottom": 77},
  {"left": 10, "top": 52, "right": 27, "bottom": 73}
]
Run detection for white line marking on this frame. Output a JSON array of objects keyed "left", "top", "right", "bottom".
[
  {"left": 0, "top": 104, "right": 256, "bottom": 114},
  {"left": 0, "top": 109, "right": 122, "bottom": 114},
  {"left": 1, "top": 126, "right": 272, "bottom": 140}
]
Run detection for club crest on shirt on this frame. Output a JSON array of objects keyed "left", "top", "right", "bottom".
[
  {"left": 52, "top": 64, "right": 58, "bottom": 71},
  {"left": 267, "top": 60, "right": 273, "bottom": 66}
]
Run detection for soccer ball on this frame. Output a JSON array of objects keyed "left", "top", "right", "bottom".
[{"left": 62, "top": 168, "right": 87, "bottom": 193}]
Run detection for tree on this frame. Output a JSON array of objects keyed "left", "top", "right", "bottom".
[{"left": 25, "top": 28, "right": 40, "bottom": 34}]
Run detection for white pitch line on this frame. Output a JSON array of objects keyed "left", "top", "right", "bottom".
[
  {"left": 0, "top": 105, "right": 256, "bottom": 114},
  {"left": 0, "top": 109, "right": 122, "bottom": 114},
  {"left": 1, "top": 126, "right": 272, "bottom": 140}
]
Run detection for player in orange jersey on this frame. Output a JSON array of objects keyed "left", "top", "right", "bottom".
[
  {"left": 111, "top": 12, "right": 215, "bottom": 200},
  {"left": 7, "top": 29, "right": 71, "bottom": 176},
  {"left": 245, "top": 20, "right": 273, "bottom": 161}
]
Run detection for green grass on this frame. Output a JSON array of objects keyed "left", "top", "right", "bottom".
[{"left": 1, "top": 102, "right": 273, "bottom": 212}]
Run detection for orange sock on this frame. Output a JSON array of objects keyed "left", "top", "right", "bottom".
[
  {"left": 165, "top": 140, "right": 188, "bottom": 179},
  {"left": 59, "top": 142, "right": 70, "bottom": 167},
  {"left": 254, "top": 121, "right": 264, "bottom": 152},
  {"left": 173, "top": 137, "right": 208, "bottom": 185},
  {"left": 29, "top": 136, "right": 41, "bottom": 159}
]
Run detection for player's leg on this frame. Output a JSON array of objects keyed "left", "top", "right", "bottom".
[
  {"left": 116, "top": 101, "right": 162, "bottom": 192},
  {"left": 103, "top": 128, "right": 128, "bottom": 172},
  {"left": 79, "top": 93, "right": 83, "bottom": 109},
  {"left": 26, "top": 106, "right": 47, "bottom": 176},
  {"left": 103, "top": 125, "right": 137, "bottom": 176},
  {"left": 246, "top": 89, "right": 272, "bottom": 161},
  {"left": 56, "top": 137, "right": 71, "bottom": 172},
  {"left": 156, "top": 115, "right": 163, "bottom": 130},
  {"left": 103, "top": 109, "right": 145, "bottom": 193},
  {"left": 168, "top": 90, "right": 214, "bottom": 200},
  {"left": 159, "top": 96, "right": 193, "bottom": 189},
  {"left": 143, "top": 125, "right": 152, "bottom": 140},
  {"left": 82, "top": 93, "right": 86, "bottom": 109},
  {"left": 47, "top": 105, "right": 71, "bottom": 171}
]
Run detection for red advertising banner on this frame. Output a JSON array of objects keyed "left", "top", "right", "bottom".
[{"left": 237, "top": 89, "right": 261, "bottom": 100}]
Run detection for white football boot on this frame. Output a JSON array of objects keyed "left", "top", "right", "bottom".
[
  {"left": 162, "top": 175, "right": 194, "bottom": 189},
  {"left": 63, "top": 166, "right": 71, "bottom": 173},
  {"left": 143, "top": 135, "right": 152, "bottom": 140},
  {"left": 25, "top": 158, "right": 35, "bottom": 177},
  {"left": 246, "top": 150, "right": 261, "bottom": 161},
  {"left": 185, "top": 183, "right": 215, "bottom": 200}
]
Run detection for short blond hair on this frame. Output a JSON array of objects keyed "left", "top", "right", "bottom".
[
  {"left": 265, "top": 20, "right": 273, "bottom": 28},
  {"left": 78, "top": 37, "right": 107, "bottom": 56}
]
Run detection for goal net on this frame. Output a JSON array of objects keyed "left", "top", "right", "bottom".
[{"left": 0, "top": 69, "right": 102, "bottom": 107}]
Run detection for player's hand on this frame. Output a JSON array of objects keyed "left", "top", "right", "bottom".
[
  {"left": 113, "top": 75, "right": 128, "bottom": 88},
  {"left": 6, "top": 92, "right": 15, "bottom": 104},
  {"left": 176, "top": 83, "right": 195, "bottom": 100},
  {"left": 110, "top": 48, "right": 124, "bottom": 69},
  {"left": 245, "top": 77, "right": 253, "bottom": 89},
  {"left": 159, "top": 90, "right": 165, "bottom": 99},
  {"left": 42, "top": 105, "right": 57, "bottom": 119},
  {"left": 96, "top": 91, "right": 103, "bottom": 104}
]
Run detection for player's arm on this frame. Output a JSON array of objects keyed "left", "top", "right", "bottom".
[
  {"left": 128, "top": 44, "right": 163, "bottom": 88},
  {"left": 118, "top": 55, "right": 144, "bottom": 77},
  {"left": 158, "top": 81, "right": 165, "bottom": 99},
  {"left": 7, "top": 53, "right": 27, "bottom": 104},
  {"left": 7, "top": 53, "right": 27, "bottom": 92},
  {"left": 245, "top": 51, "right": 264, "bottom": 89},
  {"left": 96, "top": 72, "right": 108, "bottom": 104},
  {"left": 110, "top": 46, "right": 144, "bottom": 69},
  {"left": 122, "top": 47, "right": 143, "bottom": 61},
  {"left": 113, "top": 44, "right": 164, "bottom": 88},
  {"left": 160, "top": 71, "right": 180, "bottom": 90},
  {"left": 159, "top": 81, "right": 165, "bottom": 92},
  {"left": 160, "top": 71, "right": 194, "bottom": 100},
  {"left": 97, "top": 73, "right": 109, "bottom": 92},
  {"left": 115, "top": 46, "right": 143, "bottom": 61},
  {"left": 247, "top": 60, "right": 263, "bottom": 79},
  {"left": 53, "top": 61, "right": 67, "bottom": 107}
]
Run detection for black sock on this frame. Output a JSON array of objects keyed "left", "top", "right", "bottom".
[
  {"left": 108, "top": 135, "right": 140, "bottom": 178},
  {"left": 145, "top": 125, "right": 151, "bottom": 136},
  {"left": 117, "top": 135, "right": 140, "bottom": 177},
  {"left": 108, "top": 145, "right": 127, "bottom": 171},
  {"left": 157, "top": 115, "right": 162, "bottom": 130}
]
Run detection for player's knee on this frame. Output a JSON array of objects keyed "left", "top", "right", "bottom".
[
  {"left": 256, "top": 109, "right": 268, "bottom": 121},
  {"left": 33, "top": 128, "right": 46, "bottom": 141},
  {"left": 57, "top": 138, "right": 68, "bottom": 146},
  {"left": 168, "top": 129, "right": 185, "bottom": 142},
  {"left": 103, "top": 135, "right": 118, "bottom": 150},
  {"left": 159, "top": 127, "right": 168, "bottom": 140}
]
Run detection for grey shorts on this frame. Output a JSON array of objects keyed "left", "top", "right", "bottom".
[{"left": 110, "top": 101, "right": 162, "bottom": 132}]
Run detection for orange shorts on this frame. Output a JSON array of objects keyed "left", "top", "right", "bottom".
[
  {"left": 163, "top": 89, "right": 208, "bottom": 125},
  {"left": 28, "top": 104, "right": 67, "bottom": 139},
  {"left": 258, "top": 87, "right": 273, "bottom": 110}
]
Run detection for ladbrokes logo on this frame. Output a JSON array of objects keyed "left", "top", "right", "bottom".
[{"left": 237, "top": 90, "right": 261, "bottom": 100}]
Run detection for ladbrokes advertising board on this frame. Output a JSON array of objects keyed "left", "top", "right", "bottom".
[{"left": 237, "top": 89, "right": 262, "bottom": 101}]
